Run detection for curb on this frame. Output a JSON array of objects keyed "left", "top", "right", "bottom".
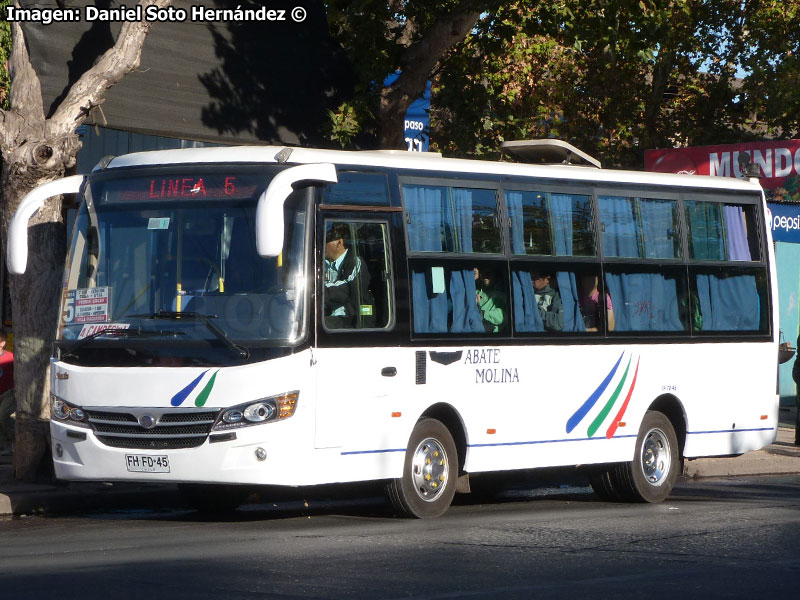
[{"left": 0, "top": 475, "right": 181, "bottom": 517}]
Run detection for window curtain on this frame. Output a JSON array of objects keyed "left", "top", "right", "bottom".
[
  {"left": 509, "top": 194, "right": 586, "bottom": 333},
  {"left": 695, "top": 272, "right": 760, "bottom": 331},
  {"left": 551, "top": 195, "right": 586, "bottom": 332},
  {"left": 640, "top": 200, "right": 676, "bottom": 259},
  {"left": 600, "top": 197, "right": 682, "bottom": 331},
  {"left": 405, "top": 185, "right": 449, "bottom": 333},
  {"left": 695, "top": 206, "right": 759, "bottom": 331},
  {"left": 605, "top": 272, "right": 683, "bottom": 331},
  {"left": 450, "top": 189, "right": 484, "bottom": 333},
  {"left": 724, "top": 205, "right": 752, "bottom": 261},
  {"left": 506, "top": 191, "right": 527, "bottom": 255},
  {"left": 508, "top": 191, "right": 543, "bottom": 331},
  {"left": 599, "top": 196, "right": 640, "bottom": 258},
  {"left": 687, "top": 202, "right": 724, "bottom": 260}
]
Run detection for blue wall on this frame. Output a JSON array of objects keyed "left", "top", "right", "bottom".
[{"left": 776, "top": 241, "right": 800, "bottom": 405}]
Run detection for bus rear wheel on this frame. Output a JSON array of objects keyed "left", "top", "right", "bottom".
[
  {"left": 386, "top": 418, "right": 458, "bottom": 518},
  {"left": 590, "top": 411, "right": 680, "bottom": 503}
]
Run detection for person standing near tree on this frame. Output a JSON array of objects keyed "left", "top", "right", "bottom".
[{"left": 0, "top": 328, "right": 15, "bottom": 456}]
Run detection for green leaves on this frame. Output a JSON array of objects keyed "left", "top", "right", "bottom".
[{"left": 0, "top": 0, "right": 11, "bottom": 110}]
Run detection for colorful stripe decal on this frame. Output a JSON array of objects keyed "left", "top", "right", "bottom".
[
  {"left": 194, "top": 371, "right": 218, "bottom": 407},
  {"left": 587, "top": 356, "right": 631, "bottom": 438},
  {"left": 606, "top": 357, "right": 640, "bottom": 439},
  {"left": 170, "top": 370, "right": 208, "bottom": 407},
  {"left": 566, "top": 352, "right": 624, "bottom": 433}
]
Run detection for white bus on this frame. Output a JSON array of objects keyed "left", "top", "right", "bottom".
[{"left": 7, "top": 144, "right": 778, "bottom": 517}]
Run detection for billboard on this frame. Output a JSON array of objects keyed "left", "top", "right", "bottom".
[{"left": 645, "top": 140, "right": 800, "bottom": 202}]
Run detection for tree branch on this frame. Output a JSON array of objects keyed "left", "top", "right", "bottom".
[
  {"left": 7, "top": 4, "right": 45, "bottom": 123},
  {"left": 49, "top": 0, "right": 172, "bottom": 136},
  {"left": 379, "top": 9, "right": 480, "bottom": 146}
]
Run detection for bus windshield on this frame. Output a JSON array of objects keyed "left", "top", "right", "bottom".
[{"left": 57, "top": 167, "right": 309, "bottom": 364}]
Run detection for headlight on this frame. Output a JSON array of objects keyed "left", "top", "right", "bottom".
[
  {"left": 213, "top": 391, "right": 298, "bottom": 430},
  {"left": 243, "top": 402, "right": 276, "bottom": 422},
  {"left": 51, "top": 396, "right": 90, "bottom": 427}
]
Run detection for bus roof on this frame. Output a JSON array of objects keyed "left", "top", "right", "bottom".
[{"left": 102, "top": 145, "right": 763, "bottom": 194}]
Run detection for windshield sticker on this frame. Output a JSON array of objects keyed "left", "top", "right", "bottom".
[
  {"left": 78, "top": 323, "right": 130, "bottom": 339},
  {"left": 62, "top": 287, "right": 111, "bottom": 324},
  {"left": 147, "top": 217, "right": 170, "bottom": 230}
]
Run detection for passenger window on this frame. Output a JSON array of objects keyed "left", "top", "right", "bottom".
[
  {"left": 604, "top": 266, "right": 688, "bottom": 332},
  {"left": 403, "top": 184, "right": 502, "bottom": 254},
  {"left": 685, "top": 202, "right": 758, "bottom": 261},
  {"left": 324, "top": 172, "right": 390, "bottom": 206},
  {"left": 323, "top": 221, "right": 393, "bottom": 330},
  {"left": 598, "top": 196, "right": 680, "bottom": 259},
  {"left": 689, "top": 267, "right": 766, "bottom": 332},
  {"left": 512, "top": 267, "right": 577, "bottom": 333},
  {"left": 506, "top": 190, "right": 594, "bottom": 256},
  {"left": 411, "top": 262, "right": 508, "bottom": 335}
]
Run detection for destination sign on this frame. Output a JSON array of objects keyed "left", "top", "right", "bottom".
[{"left": 97, "top": 173, "right": 267, "bottom": 203}]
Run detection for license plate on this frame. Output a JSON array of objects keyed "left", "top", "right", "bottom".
[{"left": 125, "top": 454, "right": 170, "bottom": 473}]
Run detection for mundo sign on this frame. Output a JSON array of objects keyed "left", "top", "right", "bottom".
[{"left": 645, "top": 140, "right": 800, "bottom": 203}]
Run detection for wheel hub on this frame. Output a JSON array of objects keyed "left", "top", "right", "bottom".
[
  {"left": 641, "top": 428, "right": 671, "bottom": 485},
  {"left": 411, "top": 437, "right": 449, "bottom": 502}
]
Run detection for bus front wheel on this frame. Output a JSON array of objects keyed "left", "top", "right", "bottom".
[{"left": 386, "top": 418, "right": 458, "bottom": 518}]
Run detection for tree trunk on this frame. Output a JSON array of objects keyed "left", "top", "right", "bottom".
[
  {"left": 0, "top": 0, "right": 171, "bottom": 481},
  {"left": 377, "top": 10, "right": 481, "bottom": 149},
  {"left": 2, "top": 161, "right": 72, "bottom": 481}
]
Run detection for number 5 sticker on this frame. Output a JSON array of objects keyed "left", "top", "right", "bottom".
[{"left": 62, "top": 290, "right": 76, "bottom": 323}]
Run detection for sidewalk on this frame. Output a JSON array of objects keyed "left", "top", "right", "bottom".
[{"left": 2, "top": 408, "right": 799, "bottom": 516}]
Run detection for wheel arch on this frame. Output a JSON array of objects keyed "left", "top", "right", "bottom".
[
  {"left": 647, "top": 394, "right": 687, "bottom": 457},
  {"left": 420, "top": 403, "right": 468, "bottom": 473}
]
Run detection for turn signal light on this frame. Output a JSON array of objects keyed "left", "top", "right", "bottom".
[{"left": 276, "top": 392, "right": 299, "bottom": 420}]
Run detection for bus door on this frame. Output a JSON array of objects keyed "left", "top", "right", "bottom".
[{"left": 313, "top": 215, "right": 403, "bottom": 449}]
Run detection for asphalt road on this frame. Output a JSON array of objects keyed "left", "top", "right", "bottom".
[{"left": 1, "top": 475, "right": 799, "bottom": 599}]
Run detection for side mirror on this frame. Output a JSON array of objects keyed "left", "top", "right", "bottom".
[
  {"left": 7, "top": 175, "right": 86, "bottom": 274},
  {"left": 256, "top": 163, "right": 338, "bottom": 257}
]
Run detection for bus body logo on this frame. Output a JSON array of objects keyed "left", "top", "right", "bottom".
[
  {"left": 566, "top": 352, "right": 641, "bottom": 439},
  {"left": 170, "top": 369, "right": 220, "bottom": 407}
]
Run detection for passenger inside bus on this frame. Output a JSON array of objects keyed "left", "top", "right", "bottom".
[
  {"left": 578, "top": 273, "right": 615, "bottom": 332},
  {"left": 474, "top": 267, "right": 505, "bottom": 333},
  {"left": 530, "top": 271, "right": 563, "bottom": 331},
  {"left": 324, "top": 223, "right": 376, "bottom": 329}
]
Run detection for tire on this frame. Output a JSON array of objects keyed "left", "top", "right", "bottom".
[
  {"left": 589, "top": 468, "right": 627, "bottom": 502},
  {"left": 590, "top": 411, "right": 680, "bottom": 503},
  {"left": 385, "top": 418, "right": 458, "bottom": 518},
  {"left": 620, "top": 411, "right": 680, "bottom": 503},
  {"left": 178, "top": 483, "right": 250, "bottom": 513}
]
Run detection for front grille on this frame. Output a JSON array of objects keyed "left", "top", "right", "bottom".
[{"left": 84, "top": 408, "right": 220, "bottom": 449}]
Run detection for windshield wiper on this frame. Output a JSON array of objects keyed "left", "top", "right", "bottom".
[
  {"left": 60, "top": 326, "right": 184, "bottom": 359},
  {"left": 129, "top": 311, "right": 250, "bottom": 360}
]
